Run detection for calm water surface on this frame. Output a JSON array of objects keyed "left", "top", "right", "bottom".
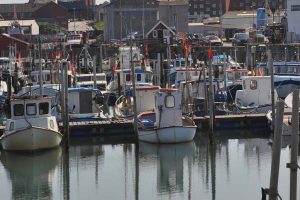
[{"left": 0, "top": 129, "right": 299, "bottom": 200}]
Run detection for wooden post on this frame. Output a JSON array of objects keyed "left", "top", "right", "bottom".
[
  {"left": 38, "top": 37, "right": 43, "bottom": 95},
  {"left": 287, "top": 89, "right": 299, "bottom": 200},
  {"left": 93, "top": 56, "right": 97, "bottom": 89},
  {"left": 208, "top": 53, "right": 214, "bottom": 133},
  {"left": 269, "top": 100, "right": 284, "bottom": 200},
  {"left": 99, "top": 43, "right": 103, "bottom": 73},
  {"left": 64, "top": 61, "right": 69, "bottom": 149},
  {"left": 268, "top": 49, "right": 275, "bottom": 131},
  {"left": 130, "top": 44, "right": 138, "bottom": 137}
]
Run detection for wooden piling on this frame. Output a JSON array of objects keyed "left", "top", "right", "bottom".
[
  {"left": 269, "top": 100, "right": 284, "bottom": 200},
  {"left": 288, "top": 89, "right": 299, "bottom": 200},
  {"left": 268, "top": 49, "right": 275, "bottom": 131},
  {"left": 208, "top": 51, "right": 215, "bottom": 133}
]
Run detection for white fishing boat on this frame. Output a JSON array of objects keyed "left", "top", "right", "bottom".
[
  {"left": 137, "top": 88, "right": 196, "bottom": 143},
  {"left": 235, "top": 76, "right": 278, "bottom": 113},
  {"left": 0, "top": 96, "right": 62, "bottom": 151}
]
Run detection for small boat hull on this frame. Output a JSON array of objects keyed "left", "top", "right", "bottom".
[
  {"left": 0, "top": 127, "right": 62, "bottom": 151},
  {"left": 138, "top": 126, "right": 196, "bottom": 144}
]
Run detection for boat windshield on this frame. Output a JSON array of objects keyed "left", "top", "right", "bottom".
[{"left": 39, "top": 102, "right": 49, "bottom": 115}]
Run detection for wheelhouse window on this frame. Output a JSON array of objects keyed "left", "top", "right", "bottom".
[
  {"left": 31, "top": 75, "right": 37, "bottom": 82},
  {"left": 165, "top": 95, "right": 175, "bottom": 108},
  {"left": 250, "top": 80, "right": 257, "bottom": 90},
  {"left": 39, "top": 102, "right": 49, "bottom": 115},
  {"left": 136, "top": 74, "right": 142, "bottom": 82},
  {"left": 14, "top": 104, "right": 24, "bottom": 116},
  {"left": 26, "top": 103, "right": 37, "bottom": 116},
  {"left": 125, "top": 74, "right": 131, "bottom": 81}
]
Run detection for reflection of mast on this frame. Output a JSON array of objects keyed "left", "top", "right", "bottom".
[
  {"left": 63, "top": 150, "right": 70, "bottom": 200},
  {"left": 209, "top": 143, "right": 216, "bottom": 200},
  {"left": 135, "top": 144, "right": 139, "bottom": 200}
]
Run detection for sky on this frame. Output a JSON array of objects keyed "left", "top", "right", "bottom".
[{"left": 0, "top": 0, "right": 108, "bottom": 5}]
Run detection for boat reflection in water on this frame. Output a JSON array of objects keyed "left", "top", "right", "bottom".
[
  {"left": 0, "top": 147, "right": 62, "bottom": 199},
  {"left": 139, "top": 141, "right": 196, "bottom": 194}
]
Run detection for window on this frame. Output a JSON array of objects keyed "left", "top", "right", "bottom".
[
  {"left": 291, "top": 5, "right": 300, "bottom": 11},
  {"left": 14, "top": 104, "right": 24, "bottom": 116},
  {"left": 45, "top": 74, "right": 51, "bottom": 82},
  {"left": 39, "top": 102, "right": 49, "bottom": 115},
  {"left": 165, "top": 95, "right": 175, "bottom": 108},
  {"left": 126, "top": 74, "right": 131, "bottom": 81},
  {"left": 26, "top": 103, "right": 36, "bottom": 116},
  {"left": 163, "top": 29, "right": 169, "bottom": 37},
  {"left": 136, "top": 74, "right": 142, "bottom": 81},
  {"left": 31, "top": 75, "right": 37, "bottom": 82},
  {"left": 250, "top": 80, "right": 257, "bottom": 90},
  {"left": 153, "top": 30, "right": 157, "bottom": 38}
]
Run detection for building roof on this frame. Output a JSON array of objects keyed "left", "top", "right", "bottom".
[
  {"left": 0, "top": 33, "right": 31, "bottom": 51},
  {"left": 146, "top": 20, "right": 175, "bottom": 38},
  {"left": 158, "top": 0, "right": 188, "bottom": 6},
  {"left": 0, "top": 19, "right": 38, "bottom": 27},
  {"left": 58, "top": 1, "right": 87, "bottom": 10},
  {"left": 0, "top": 3, "right": 40, "bottom": 13},
  {"left": 221, "top": 10, "right": 256, "bottom": 19}
]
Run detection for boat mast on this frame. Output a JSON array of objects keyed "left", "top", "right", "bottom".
[{"left": 38, "top": 36, "right": 43, "bottom": 95}]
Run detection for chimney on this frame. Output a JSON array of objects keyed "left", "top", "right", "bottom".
[{"left": 225, "top": 0, "right": 230, "bottom": 13}]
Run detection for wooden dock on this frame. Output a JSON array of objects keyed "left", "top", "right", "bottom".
[
  {"left": 59, "top": 118, "right": 134, "bottom": 137},
  {"left": 0, "top": 113, "right": 270, "bottom": 137},
  {"left": 194, "top": 113, "right": 269, "bottom": 130}
]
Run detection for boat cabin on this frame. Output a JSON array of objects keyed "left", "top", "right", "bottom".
[
  {"left": 76, "top": 73, "right": 107, "bottom": 91},
  {"left": 30, "top": 70, "right": 73, "bottom": 87},
  {"left": 155, "top": 89, "right": 182, "bottom": 128},
  {"left": 67, "top": 87, "right": 100, "bottom": 116},
  {"left": 170, "top": 67, "right": 202, "bottom": 88},
  {"left": 235, "top": 76, "right": 276, "bottom": 107},
  {"left": 109, "top": 68, "right": 153, "bottom": 91},
  {"left": 136, "top": 86, "right": 160, "bottom": 114},
  {"left": 9, "top": 96, "right": 52, "bottom": 120}
]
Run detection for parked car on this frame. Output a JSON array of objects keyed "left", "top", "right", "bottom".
[
  {"left": 205, "top": 35, "right": 223, "bottom": 46},
  {"left": 231, "top": 33, "right": 249, "bottom": 46}
]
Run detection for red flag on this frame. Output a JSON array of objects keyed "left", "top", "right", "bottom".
[
  {"left": 57, "top": 51, "right": 62, "bottom": 58},
  {"left": 208, "top": 49, "right": 213, "bottom": 60},
  {"left": 17, "top": 52, "right": 22, "bottom": 63}
]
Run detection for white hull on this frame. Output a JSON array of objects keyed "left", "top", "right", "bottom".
[
  {"left": 138, "top": 126, "right": 196, "bottom": 143},
  {"left": 0, "top": 127, "right": 62, "bottom": 151}
]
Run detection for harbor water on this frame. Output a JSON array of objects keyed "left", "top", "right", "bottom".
[{"left": 0, "top": 129, "right": 299, "bottom": 200}]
